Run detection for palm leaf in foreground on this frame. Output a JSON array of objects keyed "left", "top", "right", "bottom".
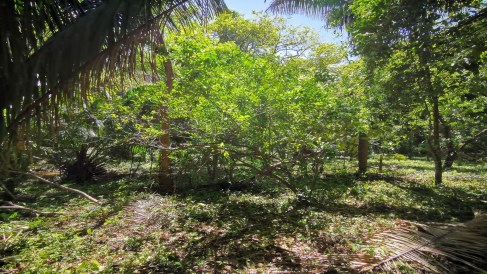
[
  {"left": 355, "top": 215, "right": 487, "bottom": 273},
  {"left": 0, "top": 0, "right": 227, "bottom": 142}
]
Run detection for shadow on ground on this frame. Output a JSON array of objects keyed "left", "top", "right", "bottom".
[
  {"left": 136, "top": 171, "right": 486, "bottom": 272},
  {"left": 7, "top": 168, "right": 485, "bottom": 273}
]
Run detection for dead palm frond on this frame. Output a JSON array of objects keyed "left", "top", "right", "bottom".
[
  {"left": 355, "top": 215, "right": 487, "bottom": 273},
  {"left": 0, "top": 0, "right": 227, "bottom": 143}
]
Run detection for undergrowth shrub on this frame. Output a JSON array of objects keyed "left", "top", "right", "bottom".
[{"left": 61, "top": 145, "right": 106, "bottom": 183}]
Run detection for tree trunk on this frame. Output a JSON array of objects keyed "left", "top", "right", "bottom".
[
  {"left": 2, "top": 178, "right": 17, "bottom": 201},
  {"left": 159, "top": 106, "right": 172, "bottom": 192},
  {"left": 2, "top": 139, "right": 21, "bottom": 199},
  {"left": 417, "top": 36, "right": 442, "bottom": 186},
  {"left": 443, "top": 150, "right": 457, "bottom": 169},
  {"left": 443, "top": 125, "right": 456, "bottom": 169},
  {"left": 379, "top": 154, "right": 383, "bottom": 173},
  {"left": 211, "top": 148, "right": 219, "bottom": 183},
  {"left": 432, "top": 95, "right": 443, "bottom": 185},
  {"left": 358, "top": 133, "right": 368, "bottom": 175},
  {"left": 158, "top": 39, "right": 174, "bottom": 193}
]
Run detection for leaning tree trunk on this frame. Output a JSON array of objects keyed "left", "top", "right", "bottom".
[
  {"left": 358, "top": 132, "right": 369, "bottom": 175},
  {"left": 158, "top": 39, "right": 174, "bottom": 193},
  {"left": 444, "top": 128, "right": 487, "bottom": 169}
]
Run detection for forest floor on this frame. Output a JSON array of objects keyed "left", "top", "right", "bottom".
[{"left": 1, "top": 158, "right": 486, "bottom": 273}]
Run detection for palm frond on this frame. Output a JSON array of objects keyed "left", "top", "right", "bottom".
[
  {"left": 266, "top": 0, "right": 351, "bottom": 27},
  {"left": 0, "top": 0, "right": 227, "bottom": 143},
  {"left": 356, "top": 215, "right": 487, "bottom": 273}
]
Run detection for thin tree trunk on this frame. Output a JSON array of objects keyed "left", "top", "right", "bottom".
[
  {"left": 3, "top": 140, "right": 19, "bottom": 198},
  {"left": 158, "top": 39, "right": 174, "bottom": 193},
  {"left": 443, "top": 124, "right": 456, "bottom": 169},
  {"left": 358, "top": 132, "right": 369, "bottom": 175},
  {"left": 379, "top": 154, "right": 383, "bottom": 173},
  {"left": 417, "top": 36, "right": 442, "bottom": 186},
  {"left": 432, "top": 95, "right": 443, "bottom": 185},
  {"left": 1, "top": 181, "right": 17, "bottom": 200},
  {"left": 443, "top": 150, "right": 457, "bottom": 169},
  {"left": 211, "top": 148, "right": 219, "bottom": 183},
  {"left": 26, "top": 130, "right": 33, "bottom": 165},
  {"left": 159, "top": 104, "right": 172, "bottom": 191}
]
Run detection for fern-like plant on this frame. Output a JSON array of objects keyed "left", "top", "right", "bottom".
[{"left": 61, "top": 145, "right": 106, "bottom": 184}]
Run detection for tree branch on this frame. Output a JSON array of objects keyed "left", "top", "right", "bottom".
[
  {"left": 0, "top": 182, "right": 17, "bottom": 200},
  {"left": 458, "top": 128, "right": 487, "bottom": 151},
  {"left": 9, "top": 171, "right": 103, "bottom": 205},
  {"left": 0, "top": 202, "right": 58, "bottom": 216}
]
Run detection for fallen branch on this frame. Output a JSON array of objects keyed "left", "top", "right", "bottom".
[
  {"left": 0, "top": 202, "right": 58, "bottom": 216},
  {"left": 0, "top": 182, "right": 18, "bottom": 200},
  {"left": 9, "top": 171, "right": 103, "bottom": 205}
]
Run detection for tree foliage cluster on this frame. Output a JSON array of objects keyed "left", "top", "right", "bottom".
[
  {"left": 268, "top": 0, "right": 487, "bottom": 185},
  {"left": 1, "top": 0, "right": 486, "bottom": 196},
  {"left": 54, "top": 13, "right": 369, "bottom": 196}
]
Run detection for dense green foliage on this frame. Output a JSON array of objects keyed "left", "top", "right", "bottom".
[
  {"left": 348, "top": 0, "right": 487, "bottom": 184},
  {"left": 1, "top": 1, "right": 487, "bottom": 273}
]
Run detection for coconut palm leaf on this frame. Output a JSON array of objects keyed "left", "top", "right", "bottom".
[
  {"left": 356, "top": 215, "right": 487, "bottom": 273},
  {"left": 265, "top": 0, "right": 351, "bottom": 28},
  {"left": 0, "top": 0, "right": 227, "bottom": 142}
]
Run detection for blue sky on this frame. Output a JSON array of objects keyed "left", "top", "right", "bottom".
[{"left": 225, "top": 0, "right": 346, "bottom": 44}]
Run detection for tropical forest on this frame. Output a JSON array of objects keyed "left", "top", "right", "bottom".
[{"left": 1, "top": 0, "right": 487, "bottom": 273}]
